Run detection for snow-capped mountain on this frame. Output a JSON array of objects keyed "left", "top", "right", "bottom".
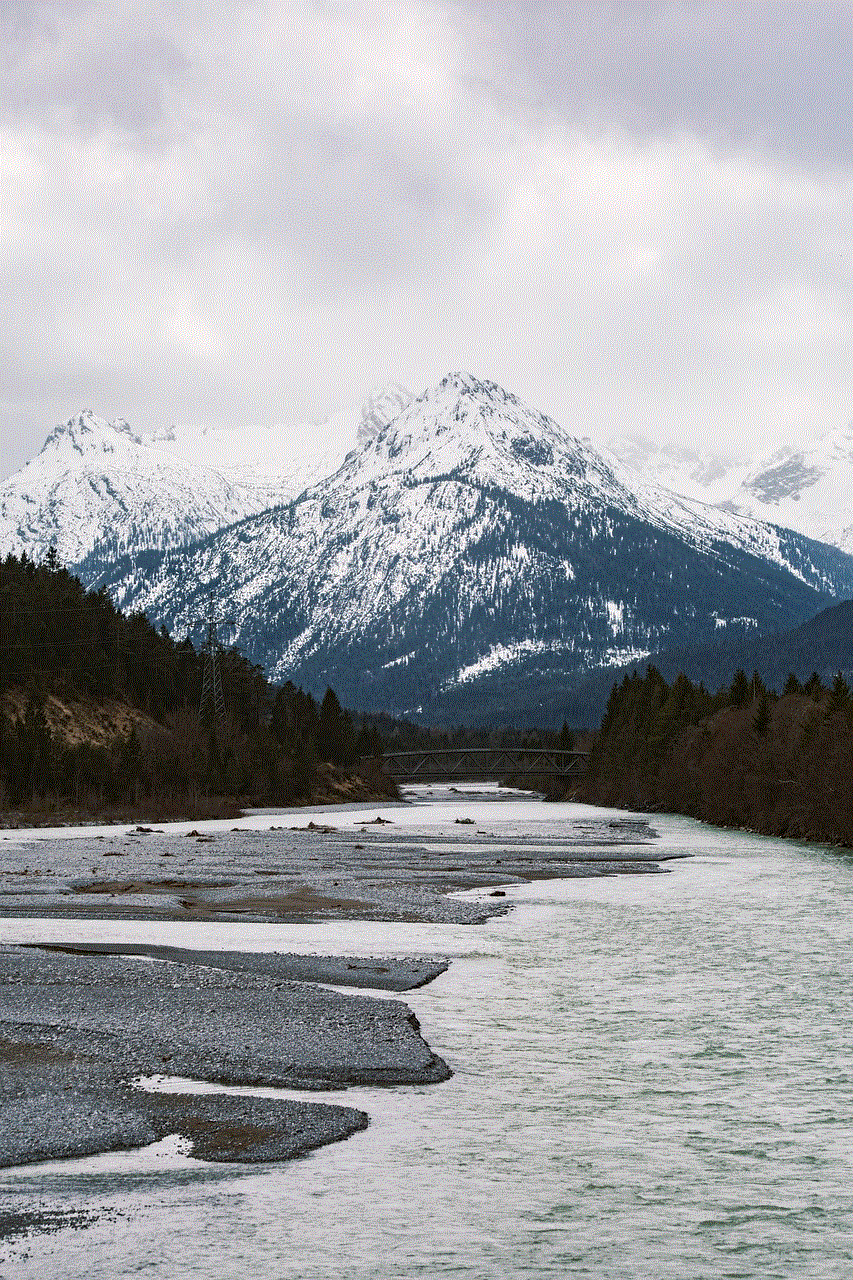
[
  {"left": 356, "top": 384, "right": 411, "bottom": 445},
  {"left": 605, "top": 433, "right": 747, "bottom": 504},
  {"left": 723, "top": 423, "right": 853, "bottom": 554},
  {"left": 0, "top": 410, "right": 271, "bottom": 566},
  {"left": 0, "top": 388, "right": 411, "bottom": 571},
  {"left": 98, "top": 374, "right": 853, "bottom": 723},
  {"left": 607, "top": 423, "right": 852, "bottom": 553}
]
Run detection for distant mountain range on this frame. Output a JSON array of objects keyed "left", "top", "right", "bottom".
[
  {"left": 722, "top": 424, "right": 853, "bottom": 554},
  {"left": 558, "top": 598, "right": 853, "bottom": 728},
  {"left": 82, "top": 373, "right": 853, "bottom": 723},
  {"left": 2, "top": 377, "right": 850, "bottom": 726},
  {"left": 606, "top": 421, "right": 853, "bottom": 553}
]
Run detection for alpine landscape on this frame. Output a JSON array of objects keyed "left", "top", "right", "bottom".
[
  {"left": 1, "top": 6, "right": 851, "bottom": 1280},
  {"left": 5, "top": 375, "right": 851, "bottom": 730}
]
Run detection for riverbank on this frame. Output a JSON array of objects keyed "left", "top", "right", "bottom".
[
  {"left": 0, "top": 761, "right": 401, "bottom": 830},
  {"left": 0, "top": 795, "right": 675, "bottom": 1237},
  {"left": 577, "top": 675, "right": 853, "bottom": 848}
]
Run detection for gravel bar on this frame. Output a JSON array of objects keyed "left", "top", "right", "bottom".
[
  {"left": 0, "top": 810, "right": 676, "bottom": 1191},
  {"left": 0, "top": 942, "right": 449, "bottom": 1172},
  {"left": 0, "top": 816, "right": 672, "bottom": 924},
  {"left": 23, "top": 943, "right": 450, "bottom": 991}
]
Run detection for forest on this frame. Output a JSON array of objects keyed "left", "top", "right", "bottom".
[
  {"left": 578, "top": 664, "right": 853, "bottom": 846},
  {"left": 0, "top": 553, "right": 388, "bottom": 818},
  {"left": 3, "top": 552, "right": 851, "bottom": 842}
]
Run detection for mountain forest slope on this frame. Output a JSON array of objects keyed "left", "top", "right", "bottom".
[
  {"left": 0, "top": 555, "right": 391, "bottom": 820},
  {"left": 555, "top": 598, "right": 853, "bottom": 728}
]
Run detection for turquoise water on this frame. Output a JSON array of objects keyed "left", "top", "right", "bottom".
[{"left": 1, "top": 800, "right": 851, "bottom": 1279}]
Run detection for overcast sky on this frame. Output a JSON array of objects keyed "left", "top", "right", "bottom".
[{"left": 1, "top": 1, "right": 850, "bottom": 477}]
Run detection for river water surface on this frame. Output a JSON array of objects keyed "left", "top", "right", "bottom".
[{"left": 1, "top": 788, "right": 851, "bottom": 1279}]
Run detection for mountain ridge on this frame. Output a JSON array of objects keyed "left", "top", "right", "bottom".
[{"left": 90, "top": 375, "right": 853, "bottom": 723}]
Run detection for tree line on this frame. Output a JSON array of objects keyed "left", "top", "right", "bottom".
[
  {"left": 0, "top": 553, "right": 384, "bottom": 815},
  {"left": 579, "top": 664, "right": 853, "bottom": 846}
]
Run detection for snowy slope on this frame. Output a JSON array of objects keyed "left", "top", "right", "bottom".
[
  {"left": 0, "top": 411, "right": 273, "bottom": 565},
  {"left": 0, "top": 388, "right": 410, "bottom": 570},
  {"left": 605, "top": 433, "right": 748, "bottom": 504},
  {"left": 607, "top": 423, "right": 852, "bottom": 553},
  {"left": 356, "top": 384, "right": 412, "bottom": 445},
  {"left": 723, "top": 423, "right": 853, "bottom": 554},
  {"left": 144, "top": 417, "right": 350, "bottom": 510},
  {"left": 100, "top": 374, "right": 853, "bottom": 722}
]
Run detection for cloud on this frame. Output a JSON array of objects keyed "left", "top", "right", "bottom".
[
  {"left": 1, "top": 1, "right": 849, "bottom": 476},
  {"left": 464, "top": 1, "right": 852, "bottom": 172}
]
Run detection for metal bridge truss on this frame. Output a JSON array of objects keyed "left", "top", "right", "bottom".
[{"left": 381, "top": 747, "right": 589, "bottom": 782}]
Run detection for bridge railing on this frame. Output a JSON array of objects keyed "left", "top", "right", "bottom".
[{"left": 378, "top": 747, "right": 589, "bottom": 780}]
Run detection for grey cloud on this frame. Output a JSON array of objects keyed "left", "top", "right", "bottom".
[
  {"left": 0, "top": 2, "right": 849, "bottom": 478},
  {"left": 2, "top": 1, "right": 188, "bottom": 139},
  {"left": 467, "top": 2, "right": 851, "bottom": 170}
]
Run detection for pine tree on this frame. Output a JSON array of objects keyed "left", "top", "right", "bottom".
[
  {"left": 729, "top": 669, "right": 751, "bottom": 707},
  {"left": 317, "top": 687, "right": 344, "bottom": 764},
  {"left": 804, "top": 671, "right": 824, "bottom": 700}
]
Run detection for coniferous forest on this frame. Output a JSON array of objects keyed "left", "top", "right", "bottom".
[
  {"left": 578, "top": 665, "right": 853, "bottom": 846},
  {"left": 0, "top": 554, "right": 389, "bottom": 819},
  {"left": 2, "top": 553, "right": 851, "bottom": 843}
]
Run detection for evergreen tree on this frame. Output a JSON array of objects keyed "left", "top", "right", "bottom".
[
  {"left": 317, "top": 687, "right": 344, "bottom": 764},
  {"left": 752, "top": 690, "right": 771, "bottom": 735},
  {"left": 804, "top": 671, "right": 824, "bottom": 700},
  {"left": 729, "top": 669, "right": 751, "bottom": 707}
]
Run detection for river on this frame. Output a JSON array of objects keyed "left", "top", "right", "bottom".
[{"left": 1, "top": 786, "right": 851, "bottom": 1279}]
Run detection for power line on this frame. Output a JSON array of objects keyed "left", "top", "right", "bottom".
[{"left": 199, "top": 590, "right": 234, "bottom": 729}]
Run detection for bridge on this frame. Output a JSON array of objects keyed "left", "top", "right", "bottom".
[{"left": 381, "top": 747, "right": 589, "bottom": 783}]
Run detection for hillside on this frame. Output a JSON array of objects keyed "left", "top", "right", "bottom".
[
  {"left": 557, "top": 598, "right": 853, "bottom": 729},
  {"left": 578, "top": 666, "right": 853, "bottom": 847},
  {"left": 0, "top": 555, "right": 392, "bottom": 822}
]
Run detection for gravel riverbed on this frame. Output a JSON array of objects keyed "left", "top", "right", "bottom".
[{"left": 0, "top": 805, "right": 673, "bottom": 1225}]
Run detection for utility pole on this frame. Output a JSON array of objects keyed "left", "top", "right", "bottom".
[{"left": 199, "top": 590, "right": 231, "bottom": 729}]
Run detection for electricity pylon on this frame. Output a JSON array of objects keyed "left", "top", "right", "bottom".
[{"left": 199, "top": 591, "right": 232, "bottom": 729}]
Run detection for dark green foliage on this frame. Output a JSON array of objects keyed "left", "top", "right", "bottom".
[
  {"left": 804, "top": 671, "right": 824, "bottom": 700},
  {"left": 752, "top": 691, "right": 771, "bottom": 735},
  {"left": 828, "top": 673, "right": 850, "bottom": 714},
  {"left": 0, "top": 554, "right": 373, "bottom": 812},
  {"left": 730, "top": 669, "right": 750, "bottom": 707},
  {"left": 581, "top": 663, "right": 853, "bottom": 846},
  {"left": 317, "top": 688, "right": 345, "bottom": 766}
]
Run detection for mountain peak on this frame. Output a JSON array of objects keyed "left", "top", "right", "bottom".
[
  {"left": 356, "top": 383, "right": 411, "bottom": 445},
  {"left": 435, "top": 372, "right": 522, "bottom": 406},
  {"left": 40, "top": 410, "right": 140, "bottom": 455},
  {"left": 438, "top": 371, "right": 480, "bottom": 393},
  {"left": 350, "top": 373, "right": 616, "bottom": 507}
]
